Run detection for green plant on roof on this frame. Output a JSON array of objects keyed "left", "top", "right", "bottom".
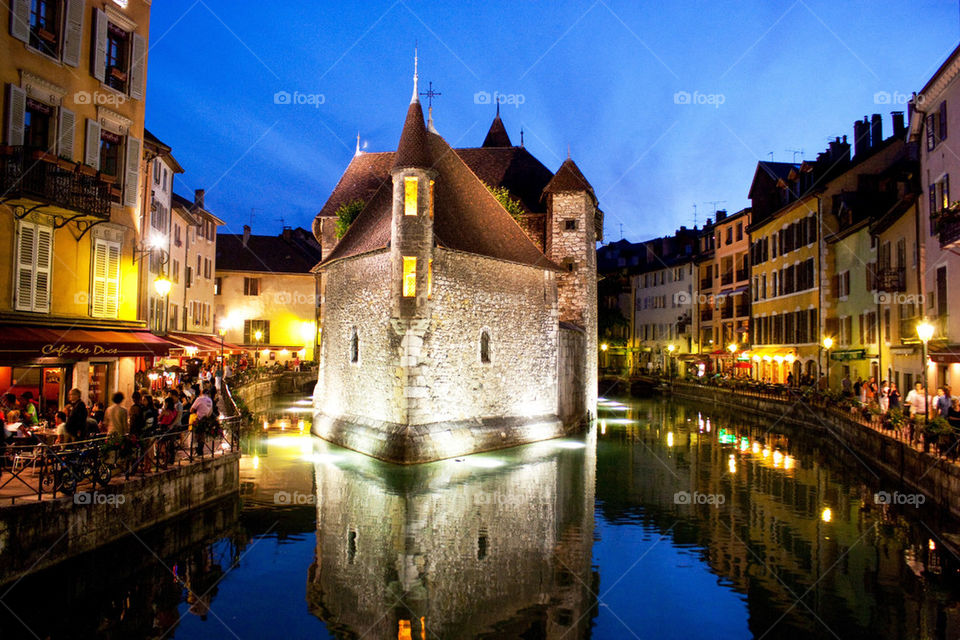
[
  {"left": 334, "top": 199, "right": 365, "bottom": 239},
  {"left": 483, "top": 182, "right": 525, "bottom": 222}
]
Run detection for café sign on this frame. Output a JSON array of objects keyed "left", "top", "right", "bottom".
[{"left": 41, "top": 343, "right": 119, "bottom": 357}]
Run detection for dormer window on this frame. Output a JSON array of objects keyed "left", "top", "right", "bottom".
[{"left": 404, "top": 177, "right": 418, "bottom": 216}]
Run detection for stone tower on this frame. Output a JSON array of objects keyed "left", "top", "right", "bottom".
[
  {"left": 388, "top": 73, "right": 437, "bottom": 425},
  {"left": 544, "top": 159, "right": 601, "bottom": 414}
]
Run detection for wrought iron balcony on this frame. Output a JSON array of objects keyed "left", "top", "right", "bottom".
[
  {"left": 0, "top": 146, "right": 112, "bottom": 219},
  {"left": 941, "top": 215, "right": 960, "bottom": 250},
  {"left": 875, "top": 267, "right": 906, "bottom": 292}
]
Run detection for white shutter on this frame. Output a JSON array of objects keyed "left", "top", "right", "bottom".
[
  {"left": 14, "top": 222, "right": 36, "bottom": 311},
  {"left": 84, "top": 118, "right": 101, "bottom": 169},
  {"left": 104, "top": 242, "right": 120, "bottom": 317},
  {"left": 5, "top": 83, "right": 25, "bottom": 146},
  {"left": 129, "top": 33, "right": 146, "bottom": 100},
  {"left": 9, "top": 0, "right": 29, "bottom": 43},
  {"left": 61, "top": 0, "right": 84, "bottom": 67},
  {"left": 34, "top": 225, "right": 52, "bottom": 313},
  {"left": 92, "top": 8, "right": 107, "bottom": 82},
  {"left": 123, "top": 135, "right": 141, "bottom": 208},
  {"left": 57, "top": 107, "right": 76, "bottom": 160},
  {"left": 91, "top": 240, "right": 107, "bottom": 317}
]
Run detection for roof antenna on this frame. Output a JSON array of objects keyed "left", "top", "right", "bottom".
[
  {"left": 767, "top": 151, "right": 774, "bottom": 161},
  {"left": 692, "top": 203, "right": 697, "bottom": 228},
  {"left": 520, "top": 128, "right": 524, "bottom": 147},
  {"left": 496, "top": 100, "right": 500, "bottom": 118},
  {"left": 411, "top": 43, "right": 419, "bottom": 103},
  {"left": 619, "top": 223, "right": 624, "bottom": 240},
  {"left": 786, "top": 148, "right": 803, "bottom": 162},
  {"left": 567, "top": 144, "right": 571, "bottom": 159},
  {"left": 705, "top": 200, "right": 726, "bottom": 214}
]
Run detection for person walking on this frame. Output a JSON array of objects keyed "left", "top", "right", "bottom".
[
  {"left": 888, "top": 382, "right": 901, "bottom": 409},
  {"left": 64, "top": 388, "right": 87, "bottom": 441},
  {"left": 879, "top": 381, "right": 890, "bottom": 413},
  {"left": 129, "top": 391, "right": 145, "bottom": 437},
  {"left": 842, "top": 374, "right": 852, "bottom": 397},
  {"left": 906, "top": 382, "right": 929, "bottom": 418},
  {"left": 104, "top": 392, "right": 129, "bottom": 436},
  {"left": 935, "top": 387, "right": 952, "bottom": 418}
]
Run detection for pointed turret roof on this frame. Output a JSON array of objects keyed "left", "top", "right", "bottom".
[
  {"left": 482, "top": 105, "right": 512, "bottom": 147},
  {"left": 543, "top": 157, "right": 595, "bottom": 203},
  {"left": 393, "top": 99, "right": 432, "bottom": 170}
]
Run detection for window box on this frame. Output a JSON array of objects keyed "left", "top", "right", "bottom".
[
  {"left": 36, "top": 28, "right": 57, "bottom": 44},
  {"left": 57, "top": 157, "right": 76, "bottom": 171},
  {"left": 109, "top": 67, "right": 127, "bottom": 82},
  {"left": 99, "top": 172, "right": 117, "bottom": 184},
  {"left": 31, "top": 150, "right": 57, "bottom": 164}
]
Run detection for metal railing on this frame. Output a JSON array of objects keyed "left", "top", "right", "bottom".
[
  {"left": 876, "top": 267, "right": 906, "bottom": 292},
  {"left": 940, "top": 216, "right": 960, "bottom": 249},
  {"left": 0, "top": 146, "right": 112, "bottom": 218}
]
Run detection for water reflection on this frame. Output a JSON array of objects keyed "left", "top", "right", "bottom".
[{"left": 305, "top": 431, "right": 598, "bottom": 638}]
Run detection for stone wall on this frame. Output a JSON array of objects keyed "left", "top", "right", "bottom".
[
  {"left": 0, "top": 453, "right": 240, "bottom": 585},
  {"left": 517, "top": 213, "right": 546, "bottom": 252}
]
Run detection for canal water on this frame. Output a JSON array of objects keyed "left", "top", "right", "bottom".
[{"left": 4, "top": 394, "right": 960, "bottom": 639}]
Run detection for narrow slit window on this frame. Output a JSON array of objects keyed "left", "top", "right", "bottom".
[
  {"left": 404, "top": 177, "right": 418, "bottom": 216},
  {"left": 403, "top": 257, "right": 417, "bottom": 297},
  {"left": 480, "top": 330, "right": 491, "bottom": 363},
  {"left": 427, "top": 259, "right": 433, "bottom": 298},
  {"left": 350, "top": 329, "right": 359, "bottom": 363},
  {"left": 429, "top": 179, "right": 435, "bottom": 218}
]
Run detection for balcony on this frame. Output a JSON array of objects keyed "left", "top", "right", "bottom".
[
  {"left": 700, "top": 278, "right": 713, "bottom": 290},
  {"left": 735, "top": 303, "right": 750, "bottom": 318},
  {"left": 735, "top": 268, "right": 749, "bottom": 283},
  {"left": 940, "top": 214, "right": 960, "bottom": 250},
  {"left": 721, "top": 272, "right": 733, "bottom": 286},
  {"left": 721, "top": 304, "right": 734, "bottom": 320},
  {"left": 0, "top": 146, "right": 112, "bottom": 220},
  {"left": 875, "top": 267, "right": 906, "bottom": 292}
]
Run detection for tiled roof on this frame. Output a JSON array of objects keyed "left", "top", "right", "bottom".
[
  {"left": 216, "top": 230, "right": 322, "bottom": 273},
  {"left": 393, "top": 100, "right": 431, "bottom": 170},
  {"left": 320, "top": 126, "right": 560, "bottom": 271},
  {"left": 481, "top": 114, "right": 512, "bottom": 147},
  {"left": 543, "top": 158, "right": 595, "bottom": 202}
]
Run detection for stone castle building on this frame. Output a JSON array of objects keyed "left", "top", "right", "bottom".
[{"left": 311, "top": 74, "right": 601, "bottom": 463}]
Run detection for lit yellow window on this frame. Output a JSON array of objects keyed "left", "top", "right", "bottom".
[
  {"left": 403, "top": 256, "right": 417, "bottom": 297},
  {"left": 429, "top": 180, "right": 435, "bottom": 218},
  {"left": 427, "top": 259, "right": 433, "bottom": 298},
  {"left": 404, "top": 177, "right": 418, "bottom": 216}
]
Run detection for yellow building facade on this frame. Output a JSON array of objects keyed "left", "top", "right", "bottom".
[{"left": 0, "top": 0, "right": 158, "bottom": 410}]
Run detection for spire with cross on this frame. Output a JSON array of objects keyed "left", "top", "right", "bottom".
[{"left": 420, "top": 81, "right": 441, "bottom": 132}]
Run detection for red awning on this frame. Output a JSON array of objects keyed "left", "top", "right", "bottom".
[
  {"left": 167, "top": 332, "right": 245, "bottom": 354},
  {"left": 930, "top": 345, "right": 960, "bottom": 364},
  {"left": 0, "top": 326, "right": 172, "bottom": 361}
]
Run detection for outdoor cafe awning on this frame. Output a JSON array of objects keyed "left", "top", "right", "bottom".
[
  {"left": 0, "top": 326, "right": 172, "bottom": 361},
  {"left": 930, "top": 345, "right": 960, "bottom": 364},
  {"left": 166, "top": 332, "right": 245, "bottom": 354}
]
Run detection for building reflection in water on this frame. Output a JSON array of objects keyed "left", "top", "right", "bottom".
[
  {"left": 306, "top": 428, "right": 598, "bottom": 638},
  {"left": 595, "top": 396, "right": 960, "bottom": 639}
]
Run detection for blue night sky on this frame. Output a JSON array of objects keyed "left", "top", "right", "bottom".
[{"left": 145, "top": 1, "right": 959, "bottom": 242}]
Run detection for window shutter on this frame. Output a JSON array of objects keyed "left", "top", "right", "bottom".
[
  {"left": 940, "top": 101, "right": 948, "bottom": 141},
  {"left": 61, "top": 0, "right": 85, "bottom": 67},
  {"left": 9, "top": 0, "right": 29, "bottom": 43},
  {"left": 57, "top": 107, "right": 76, "bottom": 160},
  {"left": 91, "top": 239, "right": 120, "bottom": 318},
  {"left": 91, "top": 8, "right": 107, "bottom": 82},
  {"left": 91, "top": 240, "right": 107, "bottom": 317},
  {"left": 84, "top": 118, "right": 101, "bottom": 169},
  {"left": 129, "top": 33, "right": 146, "bottom": 100},
  {"left": 104, "top": 242, "right": 120, "bottom": 317},
  {"left": 123, "top": 135, "right": 141, "bottom": 207},
  {"left": 14, "top": 222, "right": 36, "bottom": 311},
  {"left": 34, "top": 225, "right": 52, "bottom": 312},
  {"left": 5, "top": 83, "right": 25, "bottom": 146}
]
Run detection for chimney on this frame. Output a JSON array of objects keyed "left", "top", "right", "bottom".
[
  {"left": 870, "top": 113, "right": 883, "bottom": 148},
  {"left": 194, "top": 188, "right": 205, "bottom": 209},
  {"left": 282, "top": 227, "right": 292, "bottom": 241},
  {"left": 853, "top": 118, "right": 869, "bottom": 157},
  {"left": 242, "top": 224, "right": 250, "bottom": 247},
  {"left": 892, "top": 111, "right": 905, "bottom": 137},
  {"left": 716, "top": 209, "right": 727, "bottom": 221}
]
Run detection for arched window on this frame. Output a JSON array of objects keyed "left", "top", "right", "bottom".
[
  {"left": 479, "top": 330, "right": 491, "bottom": 363},
  {"left": 349, "top": 329, "right": 358, "bottom": 363}
]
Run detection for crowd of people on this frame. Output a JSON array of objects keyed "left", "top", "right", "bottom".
[
  {"left": 0, "top": 372, "right": 221, "bottom": 450},
  {"left": 838, "top": 375, "right": 960, "bottom": 425}
]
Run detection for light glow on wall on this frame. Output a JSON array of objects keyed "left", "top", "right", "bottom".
[
  {"left": 404, "top": 177, "right": 418, "bottom": 216},
  {"left": 403, "top": 257, "right": 417, "bottom": 297}
]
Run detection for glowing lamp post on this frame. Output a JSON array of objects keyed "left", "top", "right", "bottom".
[
  {"left": 254, "top": 329, "right": 263, "bottom": 368},
  {"left": 822, "top": 337, "right": 833, "bottom": 387},
  {"left": 727, "top": 343, "right": 737, "bottom": 377},
  {"left": 917, "top": 320, "right": 935, "bottom": 421},
  {"left": 667, "top": 344, "right": 675, "bottom": 382}
]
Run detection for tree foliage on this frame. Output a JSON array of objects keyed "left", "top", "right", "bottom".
[
  {"left": 483, "top": 182, "right": 526, "bottom": 221},
  {"left": 335, "top": 199, "right": 365, "bottom": 239}
]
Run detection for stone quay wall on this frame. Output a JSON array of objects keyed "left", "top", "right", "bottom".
[
  {"left": 0, "top": 453, "right": 240, "bottom": 586},
  {"left": 671, "top": 381, "right": 960, "bottom": 518}
]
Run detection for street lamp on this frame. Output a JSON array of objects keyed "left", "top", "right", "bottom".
[
  {"left": 254, "top": 329, "right": 263, "bottom": 368},
  {"left": 917, "top": 319, "right": 935, "bottom": 421},
  {"left": 667, "top": 344, "right": 675, "bottom": 382},
  {"left": 822, "top": 337, "right": 833, "bottom": 387}
]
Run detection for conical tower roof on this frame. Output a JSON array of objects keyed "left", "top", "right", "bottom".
[
  {"left": 482, "top": 105, "right": 512, "bottom": 147},
  {"left": 393, "top": 99, "right": 432, "bottom": 170}
]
